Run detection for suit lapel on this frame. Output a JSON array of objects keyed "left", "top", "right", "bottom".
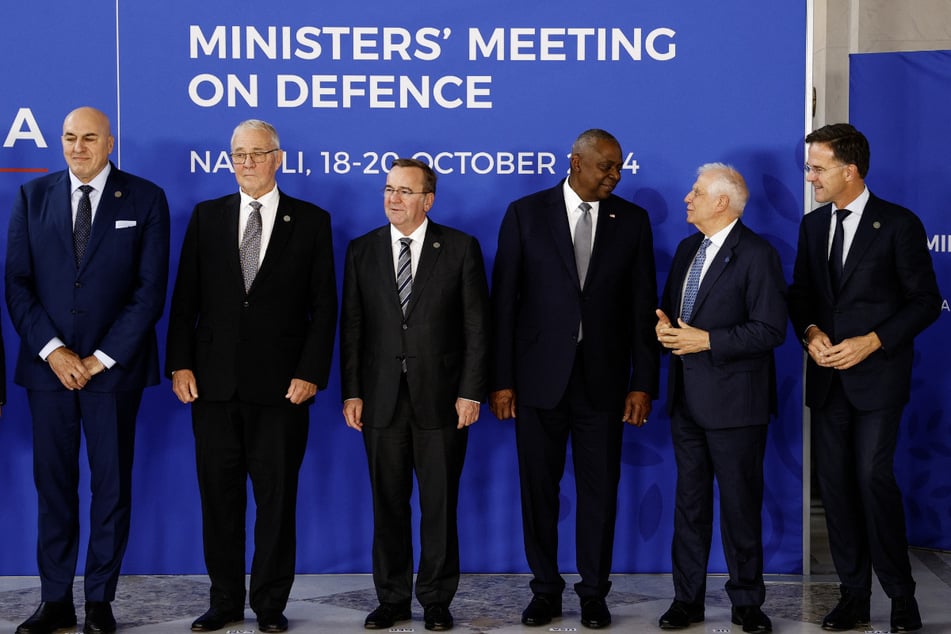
[
  {"left": 405, "top": 222, "right": 443, "bottom": 318},
  {"left": 690, "top": 222, "right": 743, "bottom": 319},
  {"left": 372, "top": 227, "right": 402, "bottom": 313},
  {"left": 546, "top": 187, "right": 581, "bottom": 289},
  {"left": 249, "top": 192, "right": 293, "bottom": 293},
  {"left": 586, "top": 198, "right": 619, "bottom": 285},
  {"left": 671, "top": 233, "right": 704, "bottom": 318},
  {"left": 79, "top": 167, "right": 123, "bottom": 272},
  {"left": 839, "top": 198, "right": 882, "bottom": 292},
  {"left": 221, "top": 194, "right": 243, "bottom": 293},
  {"left": 49, "top": 171, "right": 74, "bottom": 260}
]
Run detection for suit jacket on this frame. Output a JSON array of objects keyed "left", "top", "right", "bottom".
[
  {"left": 340, "top": 220, "right": 489, "bottom": 429},
  {"left": 5, "top": 164, "right": 169, "bottom": 393},
  {"left": 165, "top": 190, "right": 337, "bottom": 405},
  {"left": 660, "top": 221, "right": 787, "bottom": 429},
  {"left": 491, "top": 181, "right": 659, "bottom": 410},
  {"left": 789, "top": 192, "right": 940, "bottom": 410}
]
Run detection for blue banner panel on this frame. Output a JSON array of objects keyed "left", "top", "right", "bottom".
[
  {"left": 851, "top": 50, "right": 951, "bottom": 551},
  {"left": 1, "top": 0, "right": 806, "bottom": 576}
]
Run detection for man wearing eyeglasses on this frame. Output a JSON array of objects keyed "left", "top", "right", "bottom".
[
  {"left": 166, "top": 119, "right": 337, "bottom": 633},
  {"left": 789, "top": 123, "right": 940, "bottom": 633},
  {"left": 340, "top": 158, "right": 489, "bottom": 632}
]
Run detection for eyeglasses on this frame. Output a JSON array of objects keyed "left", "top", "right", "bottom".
[
  {"left": 383, "top": 186, "right": 431, "bottom": 198},
  {"left": 230, "top": 149, "right": 279, "bottom": 164},
  {"left": 804, "top": 163, "right": 847, "bottom": 175}
]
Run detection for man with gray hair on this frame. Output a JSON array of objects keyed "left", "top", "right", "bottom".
[
  {"left": 655, "top": 164, "right": 786, "bottom": 633},
  {"left": 166, "top": 119, "right": 337, "bottom": 633}
]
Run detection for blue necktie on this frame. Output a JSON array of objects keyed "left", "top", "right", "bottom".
[
  {"left": 73, "top": 185, "right": 93, "bottom": 267},
  {"left": 681, "top": 238, "right": 711, "bottom": 323},
  {"left": 397, "top": 237, "right": 413, "bottom": 315}
]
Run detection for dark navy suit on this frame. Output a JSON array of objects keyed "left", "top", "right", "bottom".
[
  {"left": 491, "top": 181, "right": 658, "bottom": 600},
  {"left": 659, "top": 221, "right": 786, "bottom": 608},
  {"left": 5, "top": 164, "right": 169, "bottom": 602},
  {"left": 789, "top": 193, "right": 940, "bottom": 599}
]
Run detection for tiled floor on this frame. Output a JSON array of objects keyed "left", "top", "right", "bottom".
[{"left": 1, "top": 548, "right": 949, "bottom": 633}]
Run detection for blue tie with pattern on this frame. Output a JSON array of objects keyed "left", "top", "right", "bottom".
[
  {"left": 74, "top": 184, "right": 93, "bottom": 267},
  {"left": 397, "top": 237, "right": 413, "bottom": 315},
  {"left": 680, "top": 238, "right": 711, "bottom": 323}
]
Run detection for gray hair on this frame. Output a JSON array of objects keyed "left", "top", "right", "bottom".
[
  {"left": 698, "top": 162, "right": 748, "bottom": 215},
  {"left": 231, "top": 119, "right": 281, "bottom": 149}
]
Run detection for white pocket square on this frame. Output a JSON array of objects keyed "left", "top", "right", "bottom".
[{"left": 115, "top": 220, "right": 136, "bottom": 229}]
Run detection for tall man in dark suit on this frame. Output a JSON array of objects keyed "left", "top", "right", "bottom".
[
  {"left": 341, "top": 158, "right": 489, "bottom": 632},
  {"left": 6, "top": 106, "right": 170, "bottom": 634},
  {"left": 166, "top": 119, "right": 337, "bottom": 634},
  {"left": 789, "top": 124, "right": 940, "bottom": 633},
  {"left": 490, "top": 129, "right": 658, "bottom": 629},
  {"left": 655, "top": 164, "right": 786, "bottom": 634}
]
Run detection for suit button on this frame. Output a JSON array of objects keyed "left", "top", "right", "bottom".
[
  {"left": 402, "top": 323, "right": 408, "bottom": 330},
  {"left": 70, "top": 309, "right": 78, "bottom": 315},
  {"left": 74, "top": 281, "right": 82, "bottom": 288},
  {"left": 243, "top": 301, "right": 250, "bottom": 308}
]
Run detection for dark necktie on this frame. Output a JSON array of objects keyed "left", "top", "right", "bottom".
[
  {"left": 397, "top": 237, "right": 413, "bottom": 315},
  {"left": 240, "top": 201, "right": 262, "bottom": 292},
  {"left": 829, "top": 209, "right": 851, "bottom": 292},
  {"left": 681, "top": 238, "right": 711, "bottom": 323},
  {"left": 73, "top": 184, "right": 93, "bottom": 267}
]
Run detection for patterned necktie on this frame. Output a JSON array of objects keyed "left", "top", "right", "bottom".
[
  {"left": 829, "top": 209, "right": 851, "bottom": 292},
  {"left": 574, "top": 202, "right": 592, "bottom": 288},
  {"left": 240, "top": 201, "right": 262, "bottom": 293},
  {"left": 681, "top": 238, "right": 711, "bottom": 323},
  {"left": 397, "top": 237, "right": 413, "bottom": 315},
  {"left": 73, "top": 184, "right": 94, "bottom": 267}
]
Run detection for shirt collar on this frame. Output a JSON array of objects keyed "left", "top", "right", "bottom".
[
  {"left": 705, "top": 218, "right": 739, "bottom": 249},
  {"left": 69, "top": 162, "right": 111, "bottom": 194},
  {"left": 240, "top": 185, "right": 280, "bottom": 211},
  {"left": 832, "top": 186, "right": 870, "bottom": 218},
  {"left": 563, "top": 178, "right": 599, "bottom": 214},
  {"left": 390, "top": 217, "right": 429, "bottom": 245}
]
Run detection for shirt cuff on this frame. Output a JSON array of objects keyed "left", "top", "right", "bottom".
[{"left": 39, "top": 338, "right": 65, "bottom": 361}]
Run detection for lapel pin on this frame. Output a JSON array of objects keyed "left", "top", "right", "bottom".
[
  {"left": 283, "top": 215, "right": 291, "bottom": 222},
  {"left": 114, "top": 191, "right": 122, "bottom": 198},
  {"left": 873, "top": 221, "right": 881, "bottom": 229},
  {"left": 433, "top": 242, "right": 441, "bottom": 249}
]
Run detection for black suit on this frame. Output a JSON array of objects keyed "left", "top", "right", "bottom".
[
  {"left": 340, "top": 220, "right": 489, "bottom": 606},
  {"left": 491, "top": 182, "right": 658, "bottom": 599},
  {"left": 659, "top": 221, "right": 787, "bottom": 608},
  {"left": 165, "top": 191, "right": 337, "bottom": 615},
  {"left": 789, "top": 192, "right": 940, "bottom": 599}
]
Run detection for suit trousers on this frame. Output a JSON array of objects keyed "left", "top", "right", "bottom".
[
  {"left": 192, "top": 398, "right": 308, "bottom": 615},
  {"left": 28, "top": 388, "right": 142, "bottom": 603},
  {"left": 811, "top": 375, "right": 915, "bottom": 599},
  {"left": 362, "top": 376, "right": 468, "bottom": 607},
  {"left": 515, "top": 348, "right": 624, "bottom": 600},
  {"left": 669, "top": 399, "right": 767, "bottom": 608}
]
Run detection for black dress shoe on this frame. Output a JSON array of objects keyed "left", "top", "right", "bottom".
[
  {"left": 580, "top": 597, "right": 611, "bottom": 629},
  {"left": 190, "top": 607, "right": 245, "bottom": 631},
  {"left": 423, "top": 603, "right": 453, "bottom": 631},
  {"left": 364, "top": 603, "right": 411, "bottom": 629},
  {"left": 84, "top": 602, "right": 117, "bottom": 634},
  {"left": 16, "top": 602, "right": 77, "bottom": 634},
  {"left": 821, "top": 592, "right": 870, "bottom": 631},
  {"left": 659, "top": 600, "right": 705, "bottom": 629},
  {"left": 731, "top": 605, "right": 772, "bottom": 633},
  {"left": 521, "top": 594, "right": 562, "bottom": 626},
  {"left": 891, "top": 596, "right": 922, "bottom": 632},
  {"left": 257, "top": 612, "right": 289, "bottom": 633}
]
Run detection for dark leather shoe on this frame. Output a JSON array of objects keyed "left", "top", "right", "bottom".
[
  {"left": 580, "top": 597, "right": 611, "bottom": 629},
  {"left": 423, "top": 603, "right": 453, "bottom": 631},
  {"left": 659, "top": 600, "right": 705, "bottom": 629},
  {"left": 364, "top": 603, "right": 411, "bottom": 629},
  {"left": 891, "top": 596, "right": 922, "bottom": 632},
  {"left": 821, "top": 592, "right": 870, "bottom": 631},
  {"left": 257, "top": 612, "right": 288, "bottom": 633},
  {"left": 16, "top": 602, "right": 77, "bottom": 634},
  {"left": 83, "top": 602, "right": 117, "bottom": 634},
  {"left": 521, "top": 594, "right": 562, "bottom": 626},
  {"left": 731, "top": 606, "right": 772, "bottom": 633},
  {"left": 190, "top": 607, "right": 245, "bottom": 631}
]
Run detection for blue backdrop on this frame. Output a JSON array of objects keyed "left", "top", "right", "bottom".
[
  {"left": 1, "top": 1, "right": 807, "bottom": 575},
  {"left": 850, "top": 50, "right": 951, "bottom": 551}
]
